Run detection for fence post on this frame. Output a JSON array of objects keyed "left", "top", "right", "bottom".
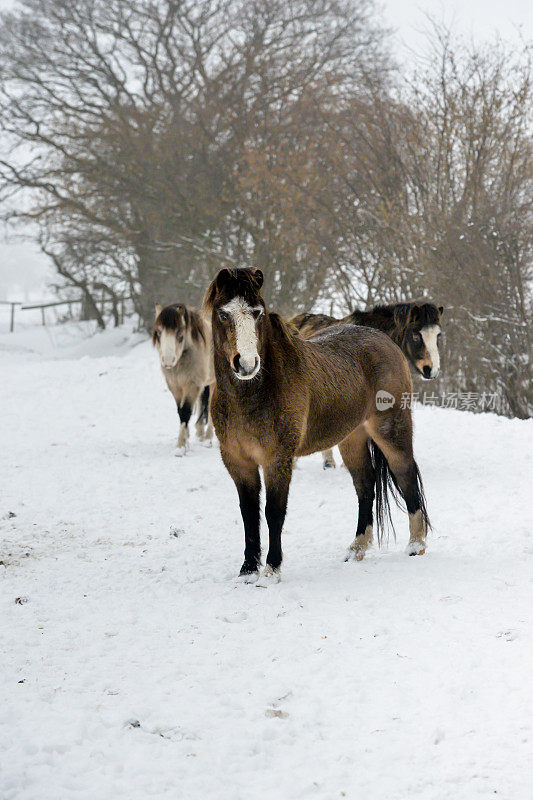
[
  {"left": 41, "top": 307, "right": 46, "bottom": 326},
  {"left": 10, "top": 302, "right": 15, "bottom": 333}
]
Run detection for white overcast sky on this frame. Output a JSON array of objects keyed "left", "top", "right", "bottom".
[{"left": 0, "top": 0, "right": 531, "bottom": 300}]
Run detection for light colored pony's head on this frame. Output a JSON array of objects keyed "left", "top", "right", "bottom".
[{"left": 152, "top": 303, "right": 205, "bottom": 370}]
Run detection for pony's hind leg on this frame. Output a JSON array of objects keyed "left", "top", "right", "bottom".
[
  {"left": 195, "top": 385, "right": 210, "bottom": 440},
  {"left": 367, "top": 412, "right": 430, "bottom": 555},
  {"left": 339, "top": 427, "right": 375, "bottom": 561},
  {"left": 322, "top": 448, "right": 336, "bottom": 469},
  {"left": 204, "top": 384, "right": 214, "bottom": 443}
]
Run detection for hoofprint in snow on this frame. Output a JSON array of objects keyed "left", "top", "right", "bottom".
[{"left": 1, "top": 323, "right": 532, "bottom": 800}]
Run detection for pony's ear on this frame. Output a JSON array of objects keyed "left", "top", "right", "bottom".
[
  {"left": 438, "top": 305, "right": 444, "bottom": 317},
  {"left": 251, "top": 268, "right": 264, "bottom": 289},
  {"left": 155, "top": 302, "right": 162, "bottom": 318}
]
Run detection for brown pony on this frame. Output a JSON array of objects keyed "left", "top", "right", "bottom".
[
  {"left": 153, "top": 303, "right": 214, "bottom": 451},
  {"left": 204, "top": 268, "right": 430, "bottom": 583},
  {"left": 291, "top": 302, "right": 444, "bottom": 468}
]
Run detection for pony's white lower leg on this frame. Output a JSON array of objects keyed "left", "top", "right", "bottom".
[
  {"left": 201, "top": 407, "right": 214, "bottom": 445},
  {"left": 347, "top": 524, "right": 373, "bottom": 561},
  {"left": 256, "top": 564, "right": 281, "bottom": 586},
  {"left": 177, "top": 422, "right": 189, "bottom": 450},
  {"left": 322, "top": 449, "right": 336, "bottom": 469},
  {"left": 405, "top": 509, "right": 427, "bottom": 555},
  {"left": 195, "top": 419, "right": 205, "bottom": 440}
]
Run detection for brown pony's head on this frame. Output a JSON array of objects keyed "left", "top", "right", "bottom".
[
  {"left": 204, "top": 267, "right": 265, "bottom": 381},
  {"left": 152, "top": 302, "right": 194, "bottom": 369},
  {"left": 393, "top": 302, "right": 444, "bottom": 380}
]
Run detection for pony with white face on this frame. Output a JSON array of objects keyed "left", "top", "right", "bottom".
[
  {"left": 204, "top": 268, "right": 431, "bottom": 584},
  {"left": 153, "top": 303, "right": 214, "bottom": 451}
]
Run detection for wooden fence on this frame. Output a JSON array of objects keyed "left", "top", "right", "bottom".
[
  {"left": 0, "top": 300, "right": 22, "bottom": 333},
  {"left": 1, "top": 295, "right": 134, "bottom": 332}
]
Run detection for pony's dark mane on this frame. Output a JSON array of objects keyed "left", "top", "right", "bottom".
[
  {"left": 269, "top": 312, "right": 300, "bottom": 343},
  {"left": 153, "top": 303, "right": 206, "bottom": 345},
  {"left": 349, "top": 301, "right": 441, "bottom": 330}
]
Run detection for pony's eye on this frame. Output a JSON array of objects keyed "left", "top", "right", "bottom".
[
  {"left": 177, "top": 334, "right": 184, "bottom": 343},
  {"left": 412, "top": 332, "right": 422, "bottom": 342},
  {"left": 218, "top": 310, "right": 229, "bottom": 323}
]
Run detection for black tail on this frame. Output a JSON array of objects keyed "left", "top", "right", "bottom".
[
  {"left": 197, "top": 385, "right": 210, "bottom": 424},
  {"left": 369, "top": 440, "right": 430, "bottom": 546}
]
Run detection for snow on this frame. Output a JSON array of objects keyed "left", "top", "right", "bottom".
[{"left": 1, "top": 323, "right": 532, "bottom": 800}]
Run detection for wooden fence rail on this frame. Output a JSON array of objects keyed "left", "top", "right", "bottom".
[{"left": 1, "top": 295, "right": 134, "bottom": 332}]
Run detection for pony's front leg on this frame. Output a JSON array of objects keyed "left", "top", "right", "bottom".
[
  {"left": 176, "top": 398, "right": 192, "bottom": 450},
  {"left": 177, "top": 385, "right": 201, "bottom": 451},
  {"left": 221, "top": 450, "right": 261, "bottom": 579},
  {"left": 261, "top": 456, "right": 294, "bottom": 582}
]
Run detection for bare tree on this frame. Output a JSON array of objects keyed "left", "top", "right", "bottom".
[{"left": 0, "top": 0, "right": 390, "bottom": 325}]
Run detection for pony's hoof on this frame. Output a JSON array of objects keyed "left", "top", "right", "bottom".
[
  {"left": 406, "top": 540, "right": 426, "bottom": 556},
  {"left": 345, "top": 528, "right": 373, "bottom": 562},
  {"left": 175, "top": 444, "right": 188, "bottom": 457},
  {"left": 256, "top": 565, "right": 281, "bottom": 586},
  {"left": 237, "top": 561, "right": 260, "bottom": 582},
  {"left": 236, "top": 571, "right": 259, "bottom": 584},
  {"left": 344, "top": 549, "right": 365, "bottom": 562}
]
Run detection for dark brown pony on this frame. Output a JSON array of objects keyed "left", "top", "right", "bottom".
[
  {"left": 291, "top": 302, "right": 444, "bottom": 467},
  {"left": 292, "top": 302, "right": 444, "bottom": 379},
  {"left": 205, "top": 268, "right": 430, "bottom": 582}
]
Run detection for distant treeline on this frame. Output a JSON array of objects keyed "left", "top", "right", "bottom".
[{"left": 0, "top": 1, "right": 531, "bottom": 417}]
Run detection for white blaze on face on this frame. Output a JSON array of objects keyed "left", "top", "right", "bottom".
[
  {"left": 222, "top": 296, "right": 261, "bottom": 380},
  {"left": 160, "top": 328, "right": 180, "bottom": 369},
  {"left": 421, "top": 324, "right": 441, "bottom": 378}
]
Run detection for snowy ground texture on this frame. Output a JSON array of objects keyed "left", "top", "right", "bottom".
[{"left": 1, "top": 322, "right": 532, "bottom": 800}]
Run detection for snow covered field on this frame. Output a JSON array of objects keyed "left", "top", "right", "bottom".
[{"left": 1, "top": 323, "right": 532, "bottom": 800}]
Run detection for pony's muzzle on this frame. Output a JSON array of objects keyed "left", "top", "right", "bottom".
[
  {"left": 232, "top": 354, "right": 260, "bottom": 380},
  {"left": 162, "top": 357, "right": 178, "bottom": 369},
  {"left": 419, "top": 364, "right": 439, "bottom": 379}
]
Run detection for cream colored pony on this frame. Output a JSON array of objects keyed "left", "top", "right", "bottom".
[{"left": 153, "top": 303, "right": 214, "bottom": 452}]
